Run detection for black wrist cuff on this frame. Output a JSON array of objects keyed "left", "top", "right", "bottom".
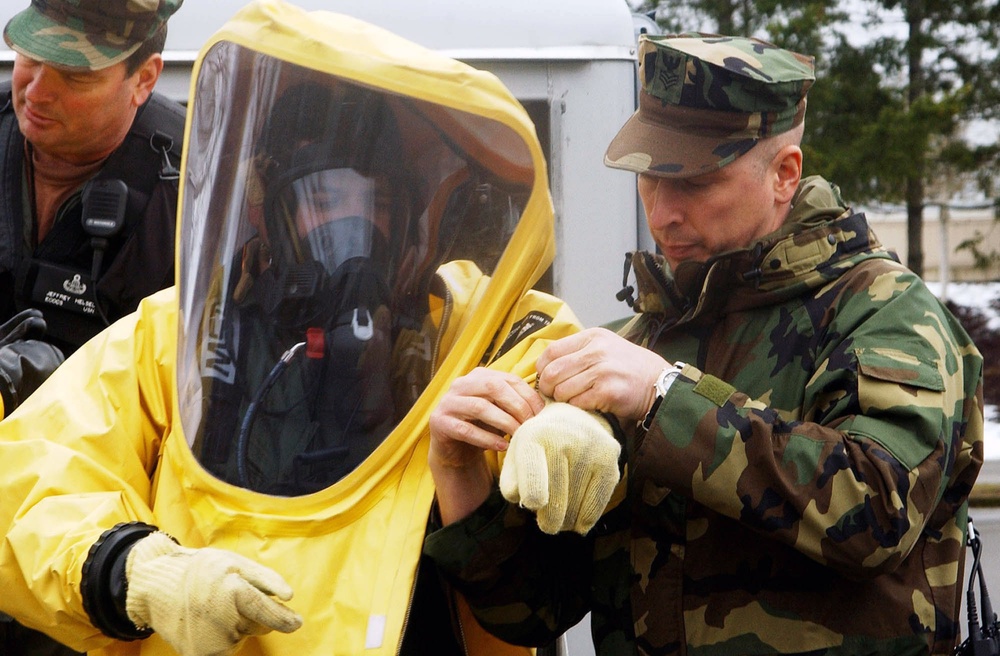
[{"left": 81, "top": 521, "right": 158, "bottom": 641}]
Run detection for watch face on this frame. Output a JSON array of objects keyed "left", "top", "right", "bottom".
[{"left": 655, "top": 364, "right": 683, "bottom": 397}]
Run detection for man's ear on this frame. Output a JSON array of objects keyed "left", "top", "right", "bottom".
[
  {"left": 130, "top": 53, "right": 164, "bottom": 107},
  {"left": 772, "top": 145, "right": 803, "bottom": 205}
]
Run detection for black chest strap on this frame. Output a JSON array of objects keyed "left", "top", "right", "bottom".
[
  {"left": 0, "top": 82, "right": 25, "bottom": 280},
  {"left": 96, "top": 91, "right": 184, "bottom": 222}
]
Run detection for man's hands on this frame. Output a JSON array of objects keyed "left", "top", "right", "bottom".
[
  {"left": 125, "top": 533, "right": 303, "bottom": 656},
  {"left": 429, "top": 366, "right": 622, "bottom": 535},
  {"left": 536, "top": 327, "right": 669, "bottom": 423},
  {"left": 430, "top": 328, "right": 668, "bottom": 532},
  {"left": 500, "top": 402, "right": 619, "bottom": 535},
  {"left": 429, "top": 368, "right": 544, "bottom": 524}
]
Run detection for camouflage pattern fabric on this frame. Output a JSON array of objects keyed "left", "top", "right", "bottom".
[
  {"left": 605, "top": 34, "right": 815, "bottom": 178},
  {"left": 638, "top": 34, "right": 815, "bottom": 117},
  {"left": 3, "top": 0, "right": 182, "bottom": 71},
  {"left": 424, "top": 175, "right": 985, "bottom": 655}
]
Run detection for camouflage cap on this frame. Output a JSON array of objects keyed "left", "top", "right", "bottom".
[
  {"left": 3, "top": 0, "right": 183, "bottom": 72},
  {"left": 605, "top": 33, "right": 815, "bottom": 178}
]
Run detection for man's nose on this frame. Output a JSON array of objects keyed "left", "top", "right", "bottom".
[
  {"left": 644, "top": 178, "right": 684, "bottom": 229},
  {"left": 23, "top": 66, "right": 59, "bottom": 103}
]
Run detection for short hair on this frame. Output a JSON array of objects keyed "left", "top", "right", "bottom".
[
  {"left": 750, "top": 122, "right": 805, "bottom": 179},
  {"left": 124, "top": 23, "right": 168, "bottom": 76}
]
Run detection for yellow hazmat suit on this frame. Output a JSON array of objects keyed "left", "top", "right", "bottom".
[{"left": 0, "top": 1, "right": 580, "bottom": 653}]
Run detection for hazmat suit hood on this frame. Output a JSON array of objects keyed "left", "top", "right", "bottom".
[{"left": 174, "top": 0, "right": 554, "bottom": 495}]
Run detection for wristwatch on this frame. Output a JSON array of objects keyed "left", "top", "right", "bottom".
[{"left": 641, "top": 362, "right": 685, "bottom": 430}]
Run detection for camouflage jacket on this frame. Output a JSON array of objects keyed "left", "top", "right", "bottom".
[{"left": 424, "top": 176, "right": 985, "bottom": 655}]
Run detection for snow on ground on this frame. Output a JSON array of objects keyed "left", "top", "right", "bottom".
[{"left": 926, "top": 281, "right": 1000, "bottom": 460}]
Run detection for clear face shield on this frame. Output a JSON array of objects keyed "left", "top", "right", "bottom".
[{"left": 176, "top": 41, "right": 536, "bottom": 496}]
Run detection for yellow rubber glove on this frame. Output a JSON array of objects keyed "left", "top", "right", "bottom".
[
  {"left": 499, "top": 401, "right": 620, "bottom": 535},
  {"left": 125, "top": 532, "right": 303, "bottom": 656}
]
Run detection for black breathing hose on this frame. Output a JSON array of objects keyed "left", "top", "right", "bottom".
[{"left": 236, "top": 341, "right": 306, "bottom": 489}]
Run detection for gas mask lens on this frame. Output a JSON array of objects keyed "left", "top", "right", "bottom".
[{"left": 280, "top": 168, "right": 387, "bottom": 275}]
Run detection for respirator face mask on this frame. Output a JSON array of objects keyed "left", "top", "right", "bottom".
[
  {"left": 254, "top": 166, "right": 394, "bottom": 335},
  {"left": 281, "top": 168, "right": 389, "bottom": 277}
]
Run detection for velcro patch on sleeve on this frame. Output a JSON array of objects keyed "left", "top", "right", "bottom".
[{"left": 692, "top": 375, "right": 736, "bottom": 407}]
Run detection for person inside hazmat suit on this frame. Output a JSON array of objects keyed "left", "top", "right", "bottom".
[
  {"left": 0, "top": 1, "right": 600, "bottom": 654},
  {"left": 196, "top": 79, "right": 428, "bottom": 496}
]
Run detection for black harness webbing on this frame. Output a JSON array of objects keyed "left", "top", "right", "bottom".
[{"left": 0, "top": 83, "right": 24, "bottom": 278}]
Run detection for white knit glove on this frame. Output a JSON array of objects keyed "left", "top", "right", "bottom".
[
  {"left": 125, "top": 532, "right": 303, "bottom": 656},
  {"left": 500, "top": 401, "right": 620, "bottom": 535}
]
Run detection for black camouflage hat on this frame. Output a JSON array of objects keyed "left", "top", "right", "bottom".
[
  {"left": 4, "top": 0, "right": 183, "bottom": 72},
  {"left": 605, "top": 33, "right": 815, "bottom": 178}
]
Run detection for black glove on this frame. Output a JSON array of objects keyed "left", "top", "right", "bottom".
[
  {"left": 0, "top": 310, "right": 65, "bottom": 417},
  {"left": 0, "top": 309, "right": 47, "bottom": 347}
]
